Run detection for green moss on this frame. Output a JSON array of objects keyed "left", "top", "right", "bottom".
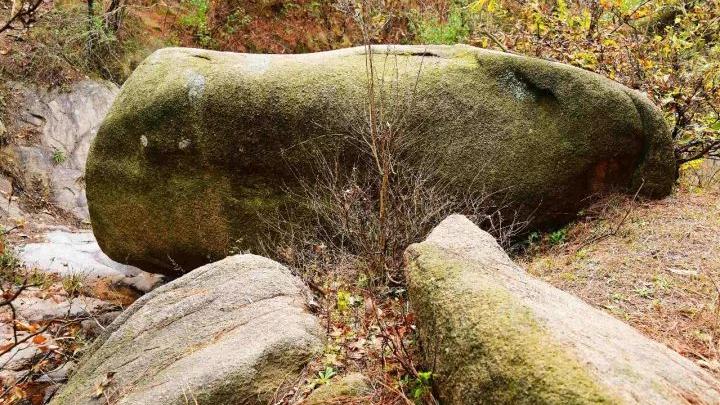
[
  {"left": 87, "top": 45, "right": 675, "bottom": 275},
  {"left": 406, "top": 243, "right": 617, "bottom": 404},
  {"left": 305, "top": 373, "right": 372, "bottom": 404}
]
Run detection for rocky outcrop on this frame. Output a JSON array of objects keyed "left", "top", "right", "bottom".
[
  {"left": 1, "top": 80, "right": 118, "bottom": 220},
  {"left": 87, "top": 45, "right": 676, "bottom": 275},
  {"left": 49, "top": 254, "right": 323, "bottom": 405},
  {"left": 404, "top": 215, "right": 720, "bottom": 404}
]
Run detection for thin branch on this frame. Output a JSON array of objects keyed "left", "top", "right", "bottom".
[{"left": 0, "top": 0, "right": 44, "bottom": 34}]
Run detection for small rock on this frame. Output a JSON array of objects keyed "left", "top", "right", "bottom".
[
  {"left": 305, "top": 373, "right": 373, "bottom": 404},
  {"left": 0, "top": 369, "right": 29, "bottom": 388},
  {"left": 117, "top": 272, "right": 164, "bottom": 293},
  {"left": 36, "top": 361, "right": 75, "bottom": 383},
  {"left": 0, "top": 342, "right": 41, "bottom": 371},
  {"left": 14, "top": 295, "right": 117, "bottom": 323}
]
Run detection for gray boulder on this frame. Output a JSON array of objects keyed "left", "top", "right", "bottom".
[
  {"left": 50, "top": 254, "right": 322, "bottom": 405},
  {"left": 405, "top": 215, "right": 720, "bottom": 404}
]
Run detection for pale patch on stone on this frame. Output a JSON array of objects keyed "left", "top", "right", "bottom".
[
  {"left": 19, "top": 230, "right": 138, "bottom": 277},
  {"left": 242, "top": 54, "right": 271, "bottom": 73},
  {"left": 502, "top": 71, "right": 532, "bottom": 101},
  {"left": 185, "top": 70, "right": 206, "bottom": 104}
]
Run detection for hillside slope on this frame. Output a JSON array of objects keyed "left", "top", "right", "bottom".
[{"left": 523, "top": 161, "right": 720, "bottom": 375}]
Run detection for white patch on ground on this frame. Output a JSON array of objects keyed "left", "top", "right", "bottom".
[{"left": 19, "top": 230, "right": 163, "bottom": 291}]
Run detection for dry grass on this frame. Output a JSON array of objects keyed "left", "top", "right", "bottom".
[
  {"left": 521, "top": 159, "right": 720, "bottom": 375},
  {"left": 283, "top": 257, "right": 432, "bottom": 405}
]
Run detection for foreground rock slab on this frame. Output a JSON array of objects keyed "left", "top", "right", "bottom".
[
  {"left": 87, "top": 44, "right": 675, "bottom": 275},
  {"left": 50, "top": 254, "right": 323, "bottom": 405},
  {"left": 405, "top": 215, "right": 720, "bottom": 404},
  {"left": 19, "top": 230, "right": 163, "bottom": 292}
]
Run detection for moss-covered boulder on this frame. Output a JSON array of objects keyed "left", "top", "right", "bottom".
[
  {"left": 87, "top": 45, "right": 675, "bottom": 275},
  {"left": 49, "top": 254, "right": 322, "bottom": 405},
  {"left": 405, "top": 215, "right": 720, "bottom": 404}
]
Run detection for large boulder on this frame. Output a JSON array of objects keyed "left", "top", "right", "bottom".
[
  {"left": 87, "top": 45, "right": 675, "bottom": 275},
  {"left": 404, "top": 215, "right": 720, "bottom": 404},
  {"left": 49, "top": 254, "right": 323, "bottom": 405}
]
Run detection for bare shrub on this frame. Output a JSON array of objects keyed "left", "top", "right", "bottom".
[{"left": 260, "top": 3, "right": 527, "bottom": 286}]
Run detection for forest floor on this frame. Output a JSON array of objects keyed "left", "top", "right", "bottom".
[
  {"left": 2, "top": 157, "right": 719, "bottom": 403},
  {"left": 522, "top": 159, "right": 720, "bottom": 377}
]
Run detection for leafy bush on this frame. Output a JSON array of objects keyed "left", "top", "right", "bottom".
[
  {"left": 549, "top": 228, "right": 568, "bottom": 246},
  {"left": 180, "top": 0, "right": 213, "bottom": 47},
  {"left": 462, "top": 0, "right": 719, "bottom": 164},
  {"left": 413, "top": 5, "right": 470, "bottom": 44}
]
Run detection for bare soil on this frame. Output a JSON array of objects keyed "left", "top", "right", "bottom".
[{"left": 522, "top": 160, "right": 720, "bottom": 376}]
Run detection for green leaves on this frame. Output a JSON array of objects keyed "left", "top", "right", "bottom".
[
  {"left": 315, "top": 366, "right": 337, "bottom": 385},
  {"left": 409, "top": 370, "right": 433, "bottom": 401}
]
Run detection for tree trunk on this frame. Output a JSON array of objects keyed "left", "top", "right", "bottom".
[{"left": 104, "top": 0, "right": 123, "bottom": 32}]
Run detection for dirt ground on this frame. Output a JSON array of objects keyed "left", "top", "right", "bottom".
[{"left": 522, "top": 159, "right": 720, "bottom": 376}]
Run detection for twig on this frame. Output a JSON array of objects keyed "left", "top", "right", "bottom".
[
  {"left": 0, "top": 0, "right": 44, "bottom": 34},
  {"left": 574, "top": 180, "right": 645, "bottom": 252},
  {"left": 480, "top": 30, "right": 508, "bottom": 52}
]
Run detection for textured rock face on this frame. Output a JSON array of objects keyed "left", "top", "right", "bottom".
[
  {"left": 19, "top": 230, "right": 163, "bottom": 292},
  {"left": 405, "top": 215, "right": 720, "bottom": 404},
  {"left": 1, "top": 80, "right": 119, "bottom": 220},
  {"left": 87, "top": 45, "right": 676, "bottom": 275},
  {"left": 50, "top": 254, "right": 322, "bottom": 405}
]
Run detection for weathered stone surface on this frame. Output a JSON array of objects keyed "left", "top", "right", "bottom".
[
  {"left": 1, "top": 80, "right": 118, "bottom": 220},
  {"left": 13, "top": 295, "right": 117, "bottom": 323},
  {"left": 405, "top": 215, "right": 720, "bottom": 404},
  {"left": 0, "top": 341, "right": 42, "bottom": 371},
  {"left": 304, "top": 373, "right": 373, "bottom": 404},
  {"left": 87, "top": 45, "right": 675, "bottom": 275},
  {"left": 15, "top": 80, "right": 119, "bottom": 171},
  {"left": 50, "top": 254, "right": 323, "bottom": 405},
  {"left": 19, "top": 230, "right": 162, "bottom": 291},
  {"left": 0, "top": 174, "right": 25, "bottom": 219}
]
